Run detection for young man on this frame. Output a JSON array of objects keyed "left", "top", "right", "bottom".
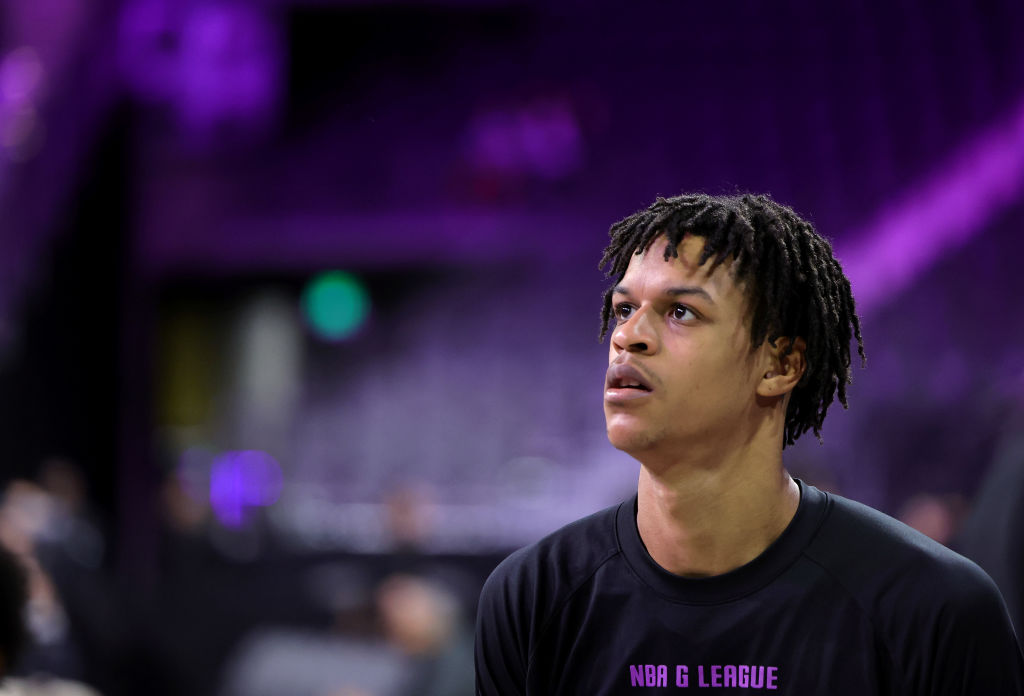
[{"left": 475, "top": 193, "right": 1024, "bottom": 694}]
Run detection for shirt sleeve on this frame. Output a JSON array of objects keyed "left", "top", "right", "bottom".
[
  {"left": 475, "top": 558, "right": 529, "bottom": 696},
  {"left": 915, "top": 563, "right": 1024, "bottom": 694}
]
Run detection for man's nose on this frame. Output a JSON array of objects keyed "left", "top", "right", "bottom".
[{"left": 611, "top": 307, "right": 658, "bottom": 354}]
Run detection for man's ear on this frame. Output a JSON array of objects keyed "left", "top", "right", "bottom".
[{"left": 756, "top": 336, "right": 807, "bottom": 398}]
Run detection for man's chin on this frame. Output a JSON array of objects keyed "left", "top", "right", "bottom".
[{"left": 606, "top": 425, "right": 658, "bottom": 453}]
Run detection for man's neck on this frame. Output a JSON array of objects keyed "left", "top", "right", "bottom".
[{"left": 635, "top": 448, "right": 800, "bottom": 578}]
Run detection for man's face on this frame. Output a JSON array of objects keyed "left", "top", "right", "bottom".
[{"left": 604, "top": 234, "right": 768, "bottom": 459}]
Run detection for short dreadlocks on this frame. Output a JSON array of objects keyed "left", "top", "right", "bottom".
[{"left": 599, "top": 193, "right": 865, "bottom": 446}]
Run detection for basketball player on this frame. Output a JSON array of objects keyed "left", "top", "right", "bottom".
[{"left": 475, "top": 193, "right": 1024, "bottom": 694}]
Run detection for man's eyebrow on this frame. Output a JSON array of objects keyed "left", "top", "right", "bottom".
[{"left": 613, "top": 285, "right": 715, "bottom": 304}]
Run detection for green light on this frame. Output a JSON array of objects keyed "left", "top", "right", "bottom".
[{"left": 302, "top": 271, "right": 370, "bottom": 341}]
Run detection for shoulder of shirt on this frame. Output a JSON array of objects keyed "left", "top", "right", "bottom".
[
  {"left": 802, "top": 488, "right": 1006, "bottom": 625},
  {"left": 479, "top": 498, "right": 624, "bottom": 609}
]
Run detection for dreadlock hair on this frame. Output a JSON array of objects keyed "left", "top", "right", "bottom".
[
  {"left": 0, "top": 544, "right": 28, "bottom": 678},
  {"left": 599, "top": 192, "right": 865, "bottom": 446}
]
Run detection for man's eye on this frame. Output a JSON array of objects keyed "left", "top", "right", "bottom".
[
  {"left": 672, "top": 305, "right": 697, "bottom": 321},
  {"left": 614, "top": 304, "right": 634, "bottom": 322}
]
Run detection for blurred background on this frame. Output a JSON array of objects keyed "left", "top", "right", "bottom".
[{"left": 1, "top": 0, "right": 1024, "bottom": 693}]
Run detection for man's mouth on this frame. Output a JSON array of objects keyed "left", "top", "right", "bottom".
[
  {"left": 608, "top": 379, "right": 651, "bottom": 391},
  {"left": 605, "top": 363, "right": 653, "bottom": 401}
]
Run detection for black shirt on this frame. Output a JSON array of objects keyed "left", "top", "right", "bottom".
[{"left": 475, "top": 481, "right": 1024, "bottom": 694}]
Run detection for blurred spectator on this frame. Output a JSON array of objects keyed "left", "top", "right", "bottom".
[
  {"left": 954, "top": 416, "right": 1024, "bottom": 637},
  {"left": 219, "top": 629, "right": 405, "bottom": 696},
  {"left": 376, "top": 574, "right": 473, "bottom": 696},
  {"left": 896, "top": 492, "right": 966, "bottom": 546},
  {"left": 218, "top": 572, "right": 472, "bottom": 696},
  {"left": 0, "top": 480, "right": 85, "bottom": 679},
  {"left": 0, "top": 514, "right": 100, "bottom": 696},
  {"left": 36, "top": 460, "right": 104, "bottom": 572},
  {"left": 384, "top": 485, "right": 436, "bottom": 554},
  {"left": 158, "top": 466, "right": 217, "bottom": 576}
]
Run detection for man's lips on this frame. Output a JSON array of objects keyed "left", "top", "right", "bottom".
[{"left": 605, "top": 362, "right": 654, "bottom": 402}]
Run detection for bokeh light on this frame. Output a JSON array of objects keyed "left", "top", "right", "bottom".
[
  {"left": 209, "top": 450, "right": 284, "bottom": 527},
  {"left": 301, "top": 271, "right": 370, "bottom": 342}
]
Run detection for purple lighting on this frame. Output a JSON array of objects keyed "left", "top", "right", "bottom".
[
  {"left": 0, "top": 47, "right": 45, "bottom": 104},
  {"left": 118, "top": 0, "right": 282, "bottom": 144},
  {"left": 209, "top": 450, "right": 284, "bottom": 528},
  {"left": 839, "top": 96, "right": 1024, "bottom": 314},
  {"left": 465, "top": 95, "right": 584, "bottom": 181},
  {"left": 177, "top": 3, "right": 282, "bottom": 142},
  {"left": 0, "top": 46, "right": 46, "bottom": 162}
]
